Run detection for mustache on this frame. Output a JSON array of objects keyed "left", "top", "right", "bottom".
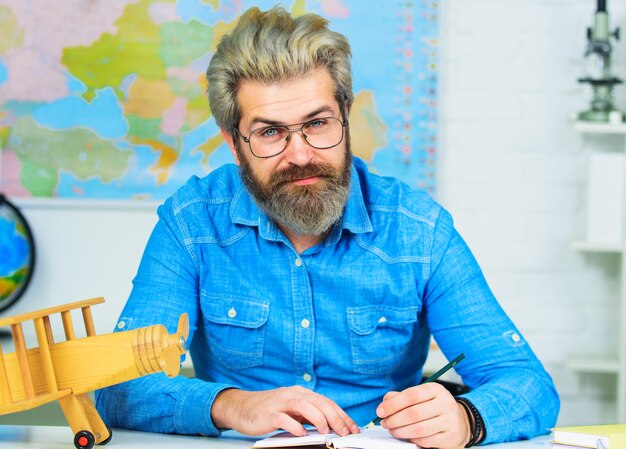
[{"left": 271, "top": 163, "right": 338, "bottom": 186}]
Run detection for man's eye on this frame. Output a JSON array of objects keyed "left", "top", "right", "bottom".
[
  {"left": 259, "top": 127, "right": 279, "bottom": 138},
  {"left": 307, "top": 119, "right": 326, "bottom": 128}
]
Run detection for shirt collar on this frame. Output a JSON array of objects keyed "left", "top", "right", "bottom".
[
  {"left": 340, "top": 162, "right": 373, "bottom": 235},
  {"left": 229, "top": 186, "right": 280, "bottom": 242},
  {"left": 229, "top": 161, "right": 373, "bottom": 240}
]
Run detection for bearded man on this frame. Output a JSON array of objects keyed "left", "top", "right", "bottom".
[{"left": 96, "top": 6, "right": 559, "bottom": 449}]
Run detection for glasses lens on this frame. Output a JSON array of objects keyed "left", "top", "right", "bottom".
[
  {"left": 248, "top": 117, "right": 344, "bottom": 157},
  {"left": 249, "top": 126, "right": 290, "bottom": 157},
  {"left": 302, "top": 118, "right": 344, "bottom": 150}
]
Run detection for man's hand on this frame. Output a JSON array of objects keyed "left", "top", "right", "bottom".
[
  {"left": 376, "top": 383, "right": 471, "bottom": 449},
  {"left": 211, "top": 386, "right": 360, "bottom": 437}
]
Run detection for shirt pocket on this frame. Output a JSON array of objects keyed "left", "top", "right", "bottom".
[
  {"left": 201, "top": 292, "right": 270, "bottom": 370},
  {"left": 347, "top": 305, "right": 419, "bottom": 375}
]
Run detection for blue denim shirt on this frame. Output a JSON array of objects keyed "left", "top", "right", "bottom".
[{"left": 96, "top": 157, "right": 559, "bottom": 444}]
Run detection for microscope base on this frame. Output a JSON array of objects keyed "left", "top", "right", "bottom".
[{"left": 578, "top": 108, "right": 624, "bottom": 123}]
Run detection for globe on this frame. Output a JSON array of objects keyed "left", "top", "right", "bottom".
[{"left": 0, "top": 194, "right": 35, "bottom": 312}]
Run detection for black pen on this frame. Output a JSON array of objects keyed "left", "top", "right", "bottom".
[{"left": 363, "top": 353, "right": 466, "bottom": 429}]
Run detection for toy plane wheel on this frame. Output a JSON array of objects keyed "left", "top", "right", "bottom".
[
  {"left": 74, "top": 430, "right": 95, "bottom": 449},
  {"left": 99, "top": 426, "right": 113, "bottom": 445}
]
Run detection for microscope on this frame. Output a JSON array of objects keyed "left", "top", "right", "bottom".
[{"left": 578, "top": 0, "right": 623, "bottom": 123}]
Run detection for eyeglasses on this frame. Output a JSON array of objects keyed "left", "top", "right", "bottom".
[{"left": 235, "top": 116, "right": 348, "bottom": 159}]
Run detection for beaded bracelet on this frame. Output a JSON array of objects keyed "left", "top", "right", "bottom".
[{"left": 455, "top": 397, "right": 484, "bottom": 447}]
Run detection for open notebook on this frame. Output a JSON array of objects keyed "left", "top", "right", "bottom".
[{"left": 252, "top": 426, "right": 417, "bottom": 449}]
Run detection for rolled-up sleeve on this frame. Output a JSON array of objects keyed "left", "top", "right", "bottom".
[
  {"left": 96, "top": 375, "right": 234, "bottom": 436},
  {"left": 423, "top": 209, "right": 560, "bottom": 443}
]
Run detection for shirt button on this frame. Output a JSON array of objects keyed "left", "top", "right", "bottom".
[
  {"left": 378, "top": 316, "right": 387, "bottom": 324},
  {"left": 511, "top": 333, "right": 521, "bottom": 343},
  {"left": 301, "top": 319, "right": 310, "bottom": 328},
  {"left": 303, "top": 373, "right": 312, "bottom": 382},
  {"left": 228, "top": 308, "right": 237, "bottom": 318},
  {"left": 295, "top": 258, "right": 302, "bottom": 267},
  {"left": 117, "top": 321, "right": 125, "bottom": 330}
]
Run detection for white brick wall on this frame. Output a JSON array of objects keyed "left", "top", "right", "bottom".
[{"left": 440, "top": 0, "right": 626, "bottom": 425}]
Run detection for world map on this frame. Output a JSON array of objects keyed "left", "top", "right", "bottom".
[{"left": 0, "top": 0, "right": 438, "bottom": 201}]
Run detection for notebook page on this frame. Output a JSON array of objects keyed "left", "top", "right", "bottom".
[{"left": 329, "top": 427, "right": 417, "bottom": 449}]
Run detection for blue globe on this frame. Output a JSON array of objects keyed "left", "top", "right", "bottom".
[{"left": 0, "top": 195, "right": 35, "bottom": 312}]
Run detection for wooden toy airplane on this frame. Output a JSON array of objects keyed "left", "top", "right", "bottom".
[{"left": 0, "top": 297, "right": 188, "bottom": 449}]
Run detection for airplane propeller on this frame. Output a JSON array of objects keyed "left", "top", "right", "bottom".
[{"left": 159, "top": 313, "right": 189, "bottom": 378}]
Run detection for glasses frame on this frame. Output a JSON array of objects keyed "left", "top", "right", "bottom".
[{"left": 234, "top": 116, "right": 348, "bottom": 159}]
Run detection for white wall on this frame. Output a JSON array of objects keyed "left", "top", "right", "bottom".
[
  {"left": 4, "top": 201, "right": 158, "bottom": 337},
  {"left": 440, "top": 0, "right": 626, "bottom": 425},
  {"left": 3, "top": 0, "right": 625, "bottom": 428}
]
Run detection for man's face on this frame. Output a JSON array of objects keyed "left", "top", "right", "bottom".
[{"left": 223, "top": 67, "right": 352, "bottom": 236}]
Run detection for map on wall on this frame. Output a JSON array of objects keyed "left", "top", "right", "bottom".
[{"left": 0, "top": 0, "right": 438, "bottom": 201}]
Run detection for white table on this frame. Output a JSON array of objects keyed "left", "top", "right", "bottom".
[{"left": 0, "top": 425, "right": 552, "bottom": 448}]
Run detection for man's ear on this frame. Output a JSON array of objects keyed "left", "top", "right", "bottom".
[
  {"left": 344, "top": 100, "right": 352, "bottom": 117},
  {"left": 221, "top": 129, "right": 240, "bottom": 165}
]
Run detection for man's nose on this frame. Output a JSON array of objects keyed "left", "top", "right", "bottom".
[{"left": 282, "top": 129, "right": 313, "bottom": 164}]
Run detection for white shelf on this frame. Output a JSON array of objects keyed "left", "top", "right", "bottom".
[
  {"left": 567, "top": 355, "right": 619, "bottom": 374},
  {"left": 571, "top": 240, "right": 624, "bottom": 253},
  {"left": 574, "top": 121, "right": 626, "bottom": 135},
  {"left": 572, "top": 120, "right": 626, "bottom": 421}
]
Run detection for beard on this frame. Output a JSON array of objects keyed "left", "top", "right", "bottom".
[{"left": 236, "top": 137, "right": 352, "bottom": 237}]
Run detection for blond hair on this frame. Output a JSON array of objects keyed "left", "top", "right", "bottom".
[{"left": 206, "top": 6, "right": 353, "bottom": 132}]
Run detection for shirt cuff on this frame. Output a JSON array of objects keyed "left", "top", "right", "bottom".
[{"left": 174, "top": 380, "right": 237, "bottom": 436}]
